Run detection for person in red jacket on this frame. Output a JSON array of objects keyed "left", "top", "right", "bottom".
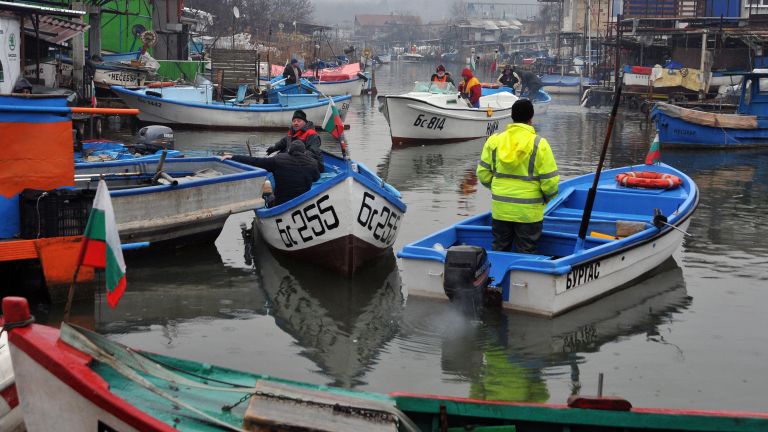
[
  {"left": 458, "top": 67, "right": 481, "bottom": 108},
  {"left": 266, "top": 110, "right": 324, "bottom": 172}
]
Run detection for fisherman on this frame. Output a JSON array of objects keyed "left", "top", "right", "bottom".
[
  {"left": 282, "top": 58, "right": 302, "bottom": 85},
  {"left": 497, "top": 65, "right": 519, "bottom": 91},
  {"left": 518, "top": 70, "right": 544, "bottom": 100},
  {"left": 458, "top": 67, "right": 481, "bottom": 108},
  {"left": 12, "top": 77, "right": 33, "bottom": 94},
  {"left": 430, "top": 65, "right": 455, "bottom": 89},
  {"left": 223, "top": 141, "right": 320, "bottom": 206},
  {"left": 476, "top": 99, "right": 559, "bottom": 253},
  {"left": 266, "top": 109, "right": 324, "bottom": 172}
]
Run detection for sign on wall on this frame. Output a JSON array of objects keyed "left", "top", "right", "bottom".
[{"left": 0, "top": 16, "right": 21, "bottom": 94}]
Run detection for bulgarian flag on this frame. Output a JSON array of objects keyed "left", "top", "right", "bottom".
[
  {"left": 322, "top": 99, "right": 348, "bottom": 158},
  {"left": 79, "top": 179, "right": 127, "bottom": 308},
  {"left": 645, "top": 133, "right": 661, "bottom": 165},
  {"left": 322, "top": 98, "right": 344, "bottom": 139}
]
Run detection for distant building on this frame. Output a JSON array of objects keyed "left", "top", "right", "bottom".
[{"left": 354, "top": 14, "right": 421, "bottom": 40}]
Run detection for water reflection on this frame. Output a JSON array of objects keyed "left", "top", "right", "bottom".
[
  {"left": 399, "top": 259, "right": 689, "bottom": 402},
  {"left": 247, "top": 229, "right": 405, "bottom": 387}
]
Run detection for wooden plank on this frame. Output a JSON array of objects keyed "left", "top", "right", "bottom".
[
  {"left": 0, "top": 239, "right": 38, "bottom": 261},
  {"left": 242, "top": 380, "right": 398, "bottom": 432}
]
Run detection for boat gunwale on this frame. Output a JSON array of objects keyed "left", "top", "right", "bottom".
[{"left": 74, "top": 157, "right": 269, "bottom": 197}]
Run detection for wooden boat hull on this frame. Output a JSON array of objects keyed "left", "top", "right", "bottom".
[
  {"left": 256, "top": 154, "right": 406, "bottom": 275},
  {"left": 652, "top": 104, "right": 768, "bottom": 147},
  {"left": 5, "top": 295, "right": 768, "bottom": 432},
  {"left": 398, "top": 163, "right": 698, "bottom": 317},
  {"left": 75, "top": 158, "right": 268, "bottom": 244},
  {"left": 111, "top": 86, "right": 351, "bottom": 130}
]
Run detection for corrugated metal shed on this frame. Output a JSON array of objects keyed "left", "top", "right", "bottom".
[{"left": 23, "top": 15, "right": 89, "bottom": 45}]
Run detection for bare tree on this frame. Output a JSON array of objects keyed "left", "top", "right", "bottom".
[
  {"left": 450, "top": 1, "right": 468, "bottom": 21},
  {"left": 537, "top": 3, "right": 559, "bottom": 36}
]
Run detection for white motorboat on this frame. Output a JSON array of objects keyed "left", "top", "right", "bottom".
[{"left": 380, "top": 82, "right": 519, "bottom": 146}]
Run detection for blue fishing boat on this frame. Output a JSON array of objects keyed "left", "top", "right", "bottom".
[
  {"left": 254, "top": 151, "right": 406, "bottom": 275},
  {"left": 111, "top": 78, "right": 351, "bottom": 130},
  {"left": 652, "top": 72, "right": 768, "bottom": 147},
  {"left": 398, "top": 163, "right": 698, "bottom": 317}
]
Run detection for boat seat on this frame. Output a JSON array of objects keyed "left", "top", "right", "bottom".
[
  {"left": 548, "top": 207, "right": 650, "bottom": 222},
  {"left": 234, "top": 84, "right": 248, "bottom": 104}
]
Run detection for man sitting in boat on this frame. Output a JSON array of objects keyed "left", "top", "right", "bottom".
[
  {"left": 430, "top": 65, "right": 455, "bottom": 89},
  {"left": 458, "top": 67, "right": 481, "bottom": 108},
  {"left": 224, "top": 141, "right": 320, "bottom": 206},
  {"left": 518, "top": 70, "right": 544, "bottom": 101},
  {"left": 476, "top": 99, "right": 559, "bottom": 253},
  {"left": 282, "top": 59, "right": 302, "bottom": 85},
  {"left": 266, "top": 109, "right": 324, "bottom": 172},
  {"left": 497, "top": 65, "right": 519, "bottom": 93}
]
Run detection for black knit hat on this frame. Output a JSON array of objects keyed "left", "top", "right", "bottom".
[
  {"left": 292, "top": 110, "right": 307, "bottom": 122},
  {"left": 511, "top": 99, "right": 534, "bottom": 123}
]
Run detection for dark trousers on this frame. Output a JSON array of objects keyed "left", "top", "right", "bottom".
[{"left": 491, "top": 219, "right": 543, "bottom": 254}]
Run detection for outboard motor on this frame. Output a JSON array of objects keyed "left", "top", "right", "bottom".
[
  {"left": 443, "top": 245, "right": 491, "bottom": 311},
  {"left": 133, "top": 125, "right": 175, "bottom": 154}
]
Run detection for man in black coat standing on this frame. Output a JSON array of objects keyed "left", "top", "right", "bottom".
[
  {"left": 282, "top": 58, "right": 302, "bottom": 85},
  {"left": 224, "top": 141, "right": 320, "bottom": 206}
]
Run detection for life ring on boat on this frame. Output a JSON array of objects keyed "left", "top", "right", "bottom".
[
  {"left": 146, "top": 81, "right": 176, "bottom": 88},
  {"left": 616, "top": 171, "right": 682, "bottom": 189}
]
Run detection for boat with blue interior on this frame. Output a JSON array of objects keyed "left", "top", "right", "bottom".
[
  {"left": 398, "top": 163, "right": 698, "bottom": 317},
  {"left": 254, "top": 150, "right": 406, "bottom": 275},
  {"left": 111, "top": 77, "right": 351, "bottom": 130},
  {"left": 652, "top": 72, "right": 768, "bottom": 147}
]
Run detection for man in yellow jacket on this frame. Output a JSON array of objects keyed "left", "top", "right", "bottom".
[{"left": 477, "top": 99, "right": 559, "bottom": 253}]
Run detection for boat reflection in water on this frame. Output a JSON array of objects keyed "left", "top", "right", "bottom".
[
  {"left": 400, "top": 259, "right": 689, "bottom": 402},
  {"left": 246, "top": 227, "right": 405, "bottom": 387}
]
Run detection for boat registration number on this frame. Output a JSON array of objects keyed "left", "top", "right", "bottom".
[
  {"left": 413, "top": 114, "right": 446, "bottom": 130},
  {"left": 357, "top": 192, "right": 401, "bottom": 245},
  {"left": 107, "top": 72, "right": 139, "bottom": 83},
  {"left": 275, "top": 195, "right": 340, "bottom": 248},
  {"left": 565, "top": 261, "right": 601, "bottom": 290}
]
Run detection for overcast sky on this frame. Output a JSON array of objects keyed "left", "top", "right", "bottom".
[{"left": 311, "top": 0, "right": 540, "bottom": 25}]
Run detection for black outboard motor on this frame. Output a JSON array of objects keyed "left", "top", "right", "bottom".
[
  {"left": 133, "top": 125, "right": 175, "bottom": 154},
  {"left": 443, "top": 245, "right": 491, "bottom": 310}
]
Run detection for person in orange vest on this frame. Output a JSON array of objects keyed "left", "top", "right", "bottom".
[
  {"left": 430, "top": 65, "right": 455, "bottom": 89},
  {"left": 266, "top": 109, "right": 324, "bottom": 172},
  {"left": 458, "top": 67, "right": 481, "bottom": 108}
]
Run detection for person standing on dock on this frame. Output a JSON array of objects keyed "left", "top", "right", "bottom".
[
  {"left": 476, "top": 99, "right": 559, "bottom": 253},
  {"left": 283, "top": 58, "right": 302, "bottom": 85},
  {"left": 266, "top": 109, "right": 324, "bottom": 172},
  {"left": 458, "top": 67, "right": 481, "bottom": 108}
]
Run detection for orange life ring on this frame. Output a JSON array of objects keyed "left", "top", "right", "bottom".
[
  {"left": 146, "top": 81, "right": 176, "bottom": 88},
  {"left": 480, "top": 82, "right": 500, "bottom": 89},
  {"left": 616, "top": 171, "right": 682, "bottom": 189}
]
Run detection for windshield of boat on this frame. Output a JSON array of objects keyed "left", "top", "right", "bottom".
[{"left": 413, "top": 81, "right": 458, "bottom": 94}]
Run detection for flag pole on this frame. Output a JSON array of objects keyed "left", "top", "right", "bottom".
[
  {"left": 62, "top": 266, "right": 82, "bottom": 323},
  {"left": 574, "top": 81, "right": 623, "bottom": 253}
]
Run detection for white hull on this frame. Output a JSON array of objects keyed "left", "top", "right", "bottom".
[
  {"left": 75, "top": 159, "right": 266, "bottom": 244},
  {"left": 112, "top": 86, "right": 350, "bottom": 129},
  {"left": 10, "top": 347, "right": 142, "bottom": 432},
  {"left": 384, "top": 91, "right": 517, "bottom": 145},
  {"left": 257, "top": 176, "right": 404, "bottom": 266},
  {"left": 314, "top": 79, "right": 365, "bottom": 96},
  {"left": 542, "top": 85, "right": 580, "bottom": 95},
  {"left": 401, "top": 219, "right": 690, "bottom": 317},
  {"left": 93, "top": 68, "right": 147, "bottom": 89},
  {"left": 0, "top": 331, "right": 24, "bottom": 432}
]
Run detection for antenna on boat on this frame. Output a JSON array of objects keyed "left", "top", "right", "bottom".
[{"left": 574, "top": 81, "right": 623, "bottom": 253}]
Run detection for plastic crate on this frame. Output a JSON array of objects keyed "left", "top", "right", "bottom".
[{"left": 20, "top": 188, "right": 96, "bottom": 239}]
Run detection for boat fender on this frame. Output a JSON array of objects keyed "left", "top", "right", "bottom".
[
  {"left": 443, "top": 245, "right": 490, "bottom": 309},
  {"left": 145, "top": 90, "right": 162, "bottom": 98},
  {"left": 486, "top": 107, "right": 493, "bottom": 117},
  {"left": 615, "top": 171, "right": 682, "bottom": 189}
]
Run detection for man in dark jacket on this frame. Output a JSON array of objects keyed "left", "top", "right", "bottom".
[
  {"left": 267, "top": 109, "right": 324, "bottom": 172},
  {"left": 518, "top": 70, "right": 544, "bottom": 100},
  {"left": 282, "top": 58, "right": 302, "bottom": 85},
  {"left": 227, "top": 141, "right": 320, "bottom": 206}
]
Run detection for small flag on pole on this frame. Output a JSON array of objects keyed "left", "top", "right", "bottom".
[
  {"left": 79, "top": 179, "right": 127, "bottom": 308},
  {"left": 645, "top": 133, "right": 661, "bottom": 165},
  {"left": 322, "top": 99, "right": 348, "bottom": 159}
]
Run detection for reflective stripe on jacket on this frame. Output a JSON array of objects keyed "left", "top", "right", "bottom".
[{"left": 476, "top": 123, "right": 559, "bottom": 223}]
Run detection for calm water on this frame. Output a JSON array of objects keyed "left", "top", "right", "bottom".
[{"left": 62, "top": 63, "right": 768, "bottom": 412}]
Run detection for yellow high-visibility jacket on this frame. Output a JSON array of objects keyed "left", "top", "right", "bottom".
[{"left": 477, "top": 123, "right": 559, "bottom": 223}]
